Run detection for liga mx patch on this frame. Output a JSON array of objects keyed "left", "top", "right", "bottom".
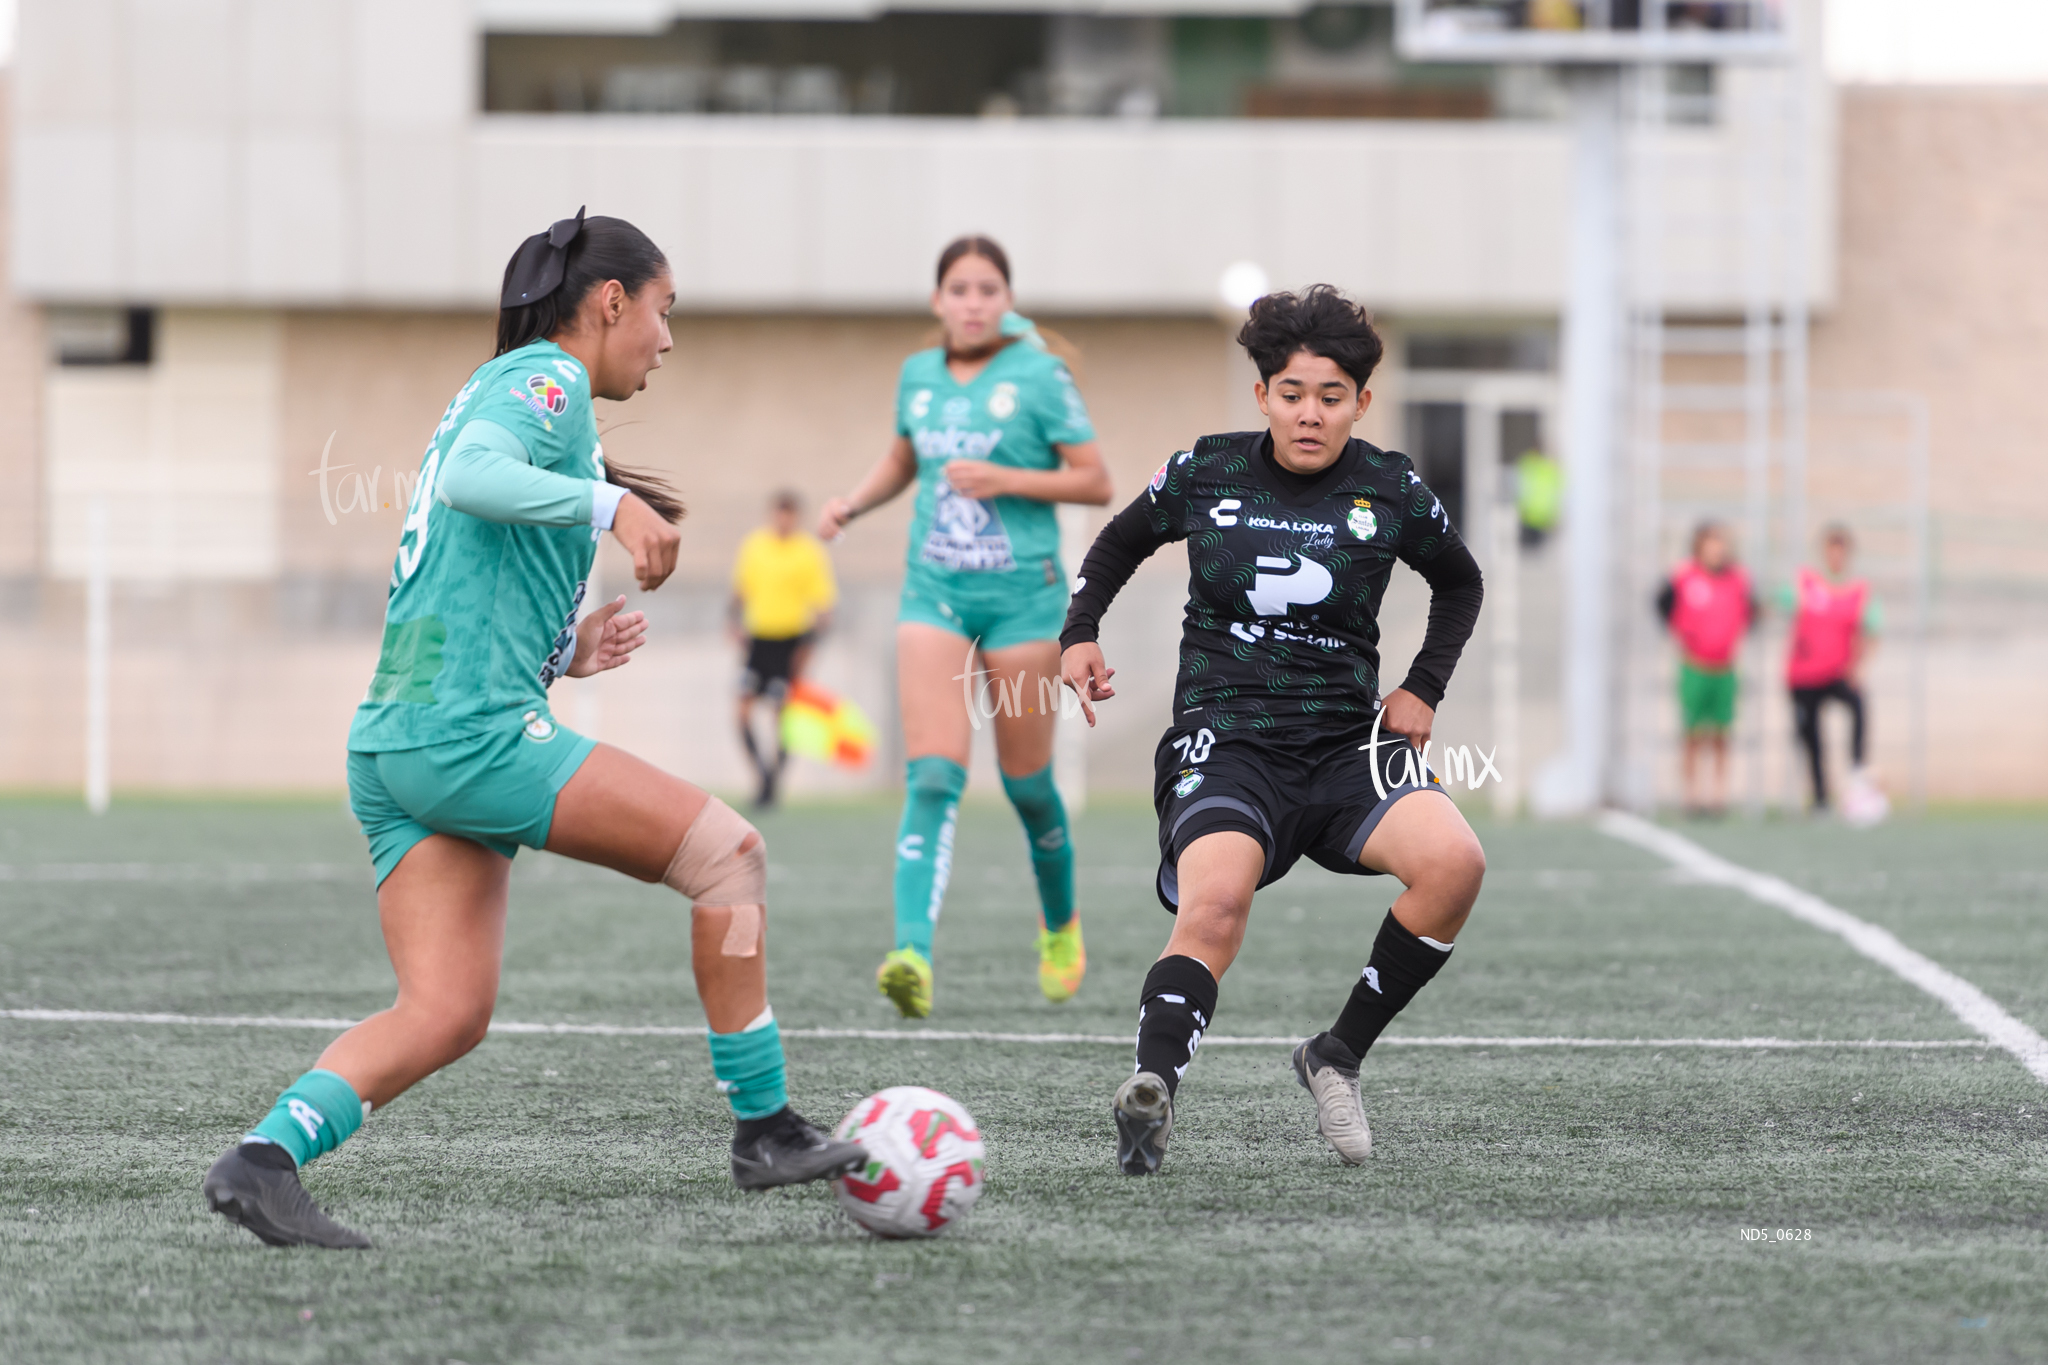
[
  {"left": 513, "top": 374, "right": 569, "bottom": 428},
  {"left": 1174, "top": 769, "right": 1204, "bottom": 798}
]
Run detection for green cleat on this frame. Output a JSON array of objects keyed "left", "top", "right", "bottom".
[
  {"left": 876, "top": 946, "right": 934, "bottom": 1019},
  {"left": 1037, "top": 918, "right": 1087, "bottom": 1004}
]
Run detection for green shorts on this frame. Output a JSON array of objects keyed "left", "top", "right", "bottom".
[
  {"left": 898, "top": 561, "right": 1069, "bottom": 651},
  {"left": 348, "top": 713, "right": 597, "bottom": 886},
  {"left": 1677, "top": 661, "right": 1738, "bottom": 733}
]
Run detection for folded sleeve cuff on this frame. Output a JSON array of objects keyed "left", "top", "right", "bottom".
[{"left": 591, "top": 479, "right": 627, "bottom": 530}]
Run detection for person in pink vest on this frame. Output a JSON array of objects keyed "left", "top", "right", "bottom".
[
  {"left": 1783, "top": 523, "right": 1883, "bottom": 816},
  {"left": 1656, "top": 522, "right": 1756, "bottom": 816}
]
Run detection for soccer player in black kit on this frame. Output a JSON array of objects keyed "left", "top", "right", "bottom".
[{"left": 1060, "top": 286, "right": 1486, "bottom": 1174}]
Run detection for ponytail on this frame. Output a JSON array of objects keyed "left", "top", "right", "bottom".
[{"left": 495, "top": 212, "right": 686, "bottom": 525}]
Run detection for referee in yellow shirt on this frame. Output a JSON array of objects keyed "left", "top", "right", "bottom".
[{"left": 731, "top": 490, "right": 838, "bottom": 808}]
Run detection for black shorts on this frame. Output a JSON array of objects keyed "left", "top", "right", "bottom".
[
  {"left": 1151, "top": 717, "right": 1443, "bottom": 912},
  {"left": 741, "top": 634, "right": 810, "bottom": 698}
]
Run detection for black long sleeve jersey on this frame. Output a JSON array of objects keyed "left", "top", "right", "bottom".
[{"left": 1060, "top": 430, "right": 1484, "bottom": 737}]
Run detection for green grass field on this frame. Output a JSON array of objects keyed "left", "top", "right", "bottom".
[{"left": 2, "top": 797, "right": 2044, "bottom": 1364}]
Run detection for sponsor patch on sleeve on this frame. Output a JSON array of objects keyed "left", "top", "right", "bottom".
[{"left": 512, "top": 373, "right": 570, "bottom": 428}]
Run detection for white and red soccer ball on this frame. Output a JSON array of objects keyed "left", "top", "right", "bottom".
[{"left": 832, "top": 1086, "right": 985, "bottom": 1238}]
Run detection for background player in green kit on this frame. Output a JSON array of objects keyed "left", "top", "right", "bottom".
[
  {"left": 201, "top": 212, "right": 862, "bottom": 1250},
  {"left": 819, "top": 236, "right": 1113, "bottom": 1018}
]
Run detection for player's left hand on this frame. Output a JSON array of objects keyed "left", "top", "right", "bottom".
[
  {"left": 943, "top": 460, "right": 1011, "bottom": 499},
  {"left": 1379, "top": 687, "right": 1435, "bottom": 751},
  {"left": 1060, "top": 642, "right": 1117, "bottom": 727},
  {"left": 568, "top": 596, "right": 647, "bottom": 678}
]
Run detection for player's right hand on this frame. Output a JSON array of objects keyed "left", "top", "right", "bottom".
[
  {"left": 817, "top": 496, "right": 856, "bottom": 542},
  {"left": 613, "top": 492, "right": 680, "bottom": 591},
  {"left": 1060, "top": 642, "right": 1117, "bottom": 727}
]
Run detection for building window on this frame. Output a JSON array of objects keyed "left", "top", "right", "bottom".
[
  {"left": 481, "top": 9, "right": 1497, "bottom": 121},
  {"left": 50, "top": 307, "right": 155, "bottom": 367},
  {"left": 1406, "top": 329, "right": 1555, "bottom": 373}
]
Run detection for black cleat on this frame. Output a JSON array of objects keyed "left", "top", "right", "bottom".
[
  {"left": 730, "top": 1108, "right": 865, "bottom": 1190},
  {"left": 1112, "top": 1071, "right": 1174, "bottom": 1176},
  {"left": 202, "top": 1145, "right": 371, "bottom": 1249}
]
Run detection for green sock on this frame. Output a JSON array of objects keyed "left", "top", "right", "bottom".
[
  {"left": 244, "top": 1069, "right": 368, "bottom": 1168},
  {"left": 892, "top": 756, "right": 965, "bottom": 957},
  {"left": 1001, "top": 763, "right": 1075, "bottom": 931},
  {"left": 706, "top": 1009, "right": 789, "bottom": 1120}
]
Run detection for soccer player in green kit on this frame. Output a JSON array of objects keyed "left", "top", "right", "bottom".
[
  {"left": 819, "top": 236, "right": 1113, "bottom": 1018},
  {"left": 201, "top": 211, "right": 862, "bottom": 1249}
]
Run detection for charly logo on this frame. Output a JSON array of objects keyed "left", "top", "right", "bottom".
[
  {"left": 1174, "top": 769, "right": 1205, "bottom": 798},
  {"left": 522, "top": 710, "right": 556, "bottom": 741},
  {"left": 1347, "top": 501, "right": 1378, "bottom": 541},
  {"left": 1246, "top": 554, "right": 1334, "bottom": 617},
  {"left": 910, "top": 389, "right": 932, "bottom": 420},
  {"left": 988, "top": 382, "right": 1018, "bottom": 421},
  {"left": 287, "top": 1098, "right": 324, "bottom": 1140}
]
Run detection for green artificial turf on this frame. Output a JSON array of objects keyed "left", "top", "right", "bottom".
[{"left": 1, "top": 798, "right": 2044, "bottom": 1364}]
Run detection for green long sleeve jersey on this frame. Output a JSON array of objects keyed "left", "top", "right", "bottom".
[{"left": 348, "top": 340, "right": 614, "bottom": 752}]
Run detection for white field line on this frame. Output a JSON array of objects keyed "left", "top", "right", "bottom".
[
  {"left": 1598, "top": 810, "right": 2048, "bottom": 1085},
  {"left": 0, "top": 1008, "right": 1989, "bottom": 1051}
]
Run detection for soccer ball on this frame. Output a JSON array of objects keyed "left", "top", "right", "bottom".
[{"left": 832, "top": 1086, "right": 985, "bottom": 1238}]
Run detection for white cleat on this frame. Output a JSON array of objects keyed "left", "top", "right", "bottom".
[
  {"left": 1291, "top": 1033, "right": 1372, "bottom": 1165},
  {"left": 1112, "top": 1071, "right": 1174, "bottom": 1176}
]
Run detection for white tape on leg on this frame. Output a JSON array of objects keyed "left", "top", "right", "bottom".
[{"left": 720, "top": 903, "right": 762, "bottom": 958}]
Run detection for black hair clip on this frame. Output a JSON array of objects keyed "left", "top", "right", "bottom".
[{"left": 500, "top": 206, "right": 587, "bottom": 308}]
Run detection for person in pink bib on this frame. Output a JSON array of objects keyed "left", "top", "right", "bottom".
[
  {"left": 1656, "top": 522, "right": 1756, "bottom": 816},
  {"left": 1783, "top": 524, "right": 1883, "bottom": 814}
]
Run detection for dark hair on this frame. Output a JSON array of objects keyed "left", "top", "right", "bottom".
[
  {"left": 1822, "top": 521, "right": 1854, "bottom": 547},
  {"left": 495, "top": 215, "right": 685, "bottom": 524},
  {"left": 1235, "top": 284, "right": 1384, "bottom": 389},
  {"left": 1692, "top": 520, "right": 1728, "bottom": 555},
  {"left": 936, "top": 235, "right": 1011, "bottom": 288},
  {"left": 770, "top": 489, "right": 801, "bottom": 512}
]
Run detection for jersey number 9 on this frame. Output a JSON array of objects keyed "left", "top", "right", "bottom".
[{"left": 396, "top": 449, "right": 441, "bottom": 582}]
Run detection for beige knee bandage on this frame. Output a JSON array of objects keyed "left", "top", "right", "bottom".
[{"left": 663, "top": 797, "right": 767, "bottom": 957}]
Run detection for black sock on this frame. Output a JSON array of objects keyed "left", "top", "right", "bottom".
[
  {"left": 733, "top": 1106, "right": 793, "bottom": 1145},
  {"left": 1134, "top": 956, "right": 1219, "bottom": 1098},
  {"left": 1329, "top": 911, "right": 1455, "bottom": 1059},
  {"left": 738, "top": 722, "right": 765, "bottom": 776},
  {"left": 236, "top": 1139, "right": 297, "bottom": 1171}
]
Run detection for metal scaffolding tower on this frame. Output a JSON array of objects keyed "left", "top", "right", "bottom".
[{"left": 1398, "top": 0, "right": 1807, "bottom": 815}]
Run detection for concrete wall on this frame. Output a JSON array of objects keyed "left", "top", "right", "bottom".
[
  {"left": 1801, "top": 85, "right": 2048, "bottom": 801},
  {"left": 11, "top": 0, "right": 1834, "bottom": 315},
  {"left": 6, "top": 47, "right": 2045, "bottom": 802}
]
